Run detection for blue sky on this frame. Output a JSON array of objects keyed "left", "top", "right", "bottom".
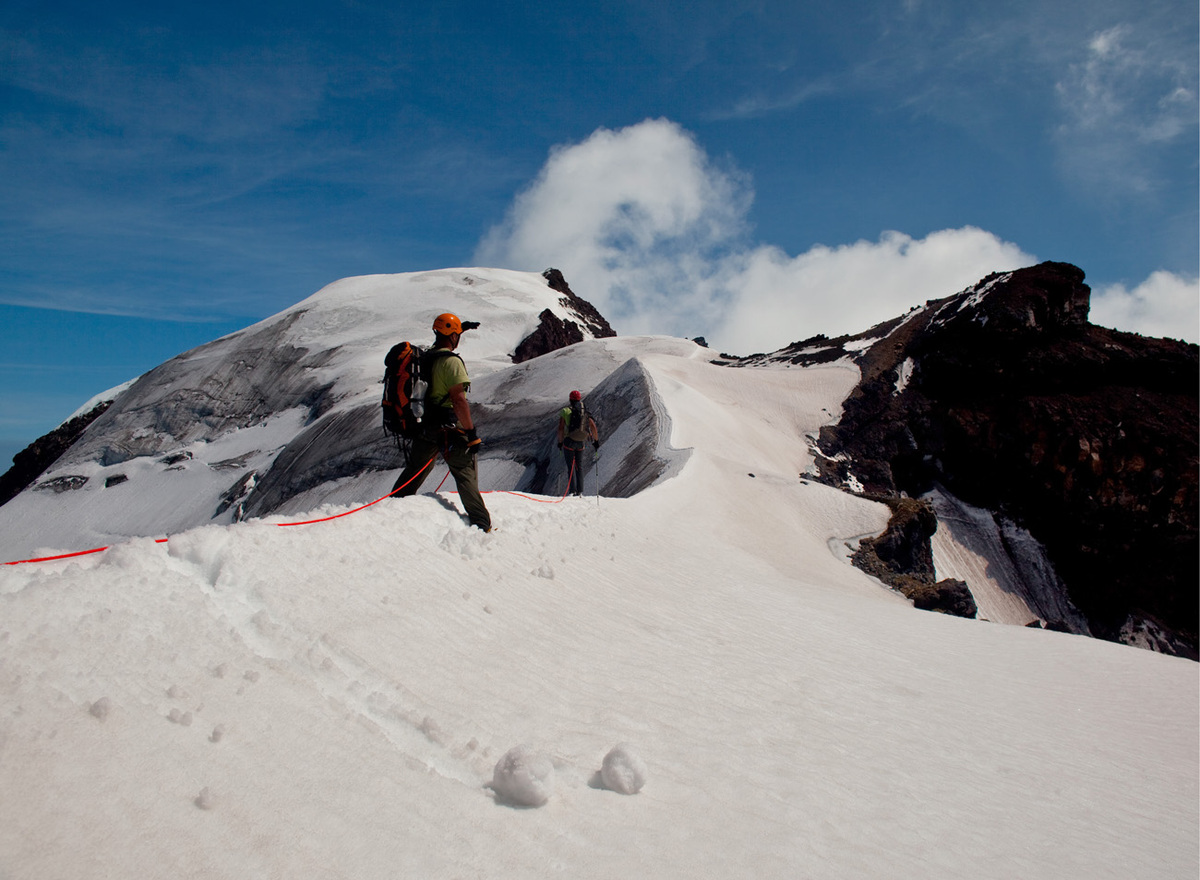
[{"left": 2, "top": 0, "right": 1197, "bottom": 466}]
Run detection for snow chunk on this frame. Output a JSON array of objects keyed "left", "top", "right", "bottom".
[
  {"left": 492, "top": 744, "right": 555, "bottom": 807},
  {"left": 600, "top": 743, "right": 647, "bottom": 795},
  {"left": 194, "top": 787, "right": 216, "bottom": 810},
  {"left": 88, "top": 697, "right": 111, "bottom": 721},
  {"left": 894, "top": 358, "right": 914, "bottom": 394},
  {"left": 168, "top": 708, "right": 193, "bottom": 726}
]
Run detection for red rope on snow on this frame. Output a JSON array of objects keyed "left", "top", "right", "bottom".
[
  {"left": 4, "top": 538, "right": 170, "bottom": 567},
  {"left": 486, "top": 457, "right": 575, "bottom": 504},
  {"left": 4, "top": 454, "right": 584, "bottom": 565},
  {"left": 276, "top": 456, "right": 435, "bottom": 527}
]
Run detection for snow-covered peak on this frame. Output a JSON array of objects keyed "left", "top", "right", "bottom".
[
  {"left": 207, "top": 267, "right": 612, "bottom": 409},
  {"left": 0, "top": 268, "right": 624, "bottom": 558}
]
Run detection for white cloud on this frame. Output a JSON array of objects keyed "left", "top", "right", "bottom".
[
  {"left": 1054, "top": 23, "right": 1198, "bottom": 193},
  {"left": 716, "top": 229, "right": 1033, "bottom": 353},
  {"left": 1091, "top": 272, "right": 1200, "bottom": 342},
  {"left": 474, "top": 118, "right": 752, "bottom": 335},
  {"left": 476, "top": 118, "right": 1192, "bottom": 355}
]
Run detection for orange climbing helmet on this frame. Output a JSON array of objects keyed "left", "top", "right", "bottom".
[{"left": 432, "top": 313, "right": 463, "bottom": 336}]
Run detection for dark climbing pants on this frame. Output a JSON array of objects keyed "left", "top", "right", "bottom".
[
  {"left": 393, "top": 432, "right": 491, "bottom": 531},
  {"left": 562, "top": 444, "right": 585, "bottom": 496}
]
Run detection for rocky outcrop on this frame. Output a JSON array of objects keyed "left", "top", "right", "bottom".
[
  {"left": 851, "top": 497, "right": 979, "bottom": 618},
  {"left": 514, "top": 309, "right": 590, "bottom": 363},
  {"left": 0, "top": 401, "right": 112, "bottom": 506},
  {"left": 513, "top": 269, "right": 616, "bottom": 363},
  {"left": 541, "top": 268, "right": 617, "bottom": 340},
  {"left": 810, "top": 262, "right": 1198, "bottom": 656}
]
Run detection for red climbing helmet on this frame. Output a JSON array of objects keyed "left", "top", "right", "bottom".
[{"left": 569, "top": 390, "right": 582, "bottom": 401}]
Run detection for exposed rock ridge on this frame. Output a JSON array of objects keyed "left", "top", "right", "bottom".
[
  {"left": 512, "top": 269, "right": 617, "bottom": 364},
  {"left": 0, "top": 401, "right": 112, "bottom": 506},
  {"left": 541, "top": 268, "right": 617, "bottom": 340},
  {"left": 807, "top": 261, "right": 1198, "bottom": 657}
]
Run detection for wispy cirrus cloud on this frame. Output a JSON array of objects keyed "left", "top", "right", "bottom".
[
  {"left": 1054, "top": 23, "right": 1198, "bottom": 194},
  {"left": 699, "top": 3, "right": 1195, "bottom": 207},
  {"left": 0, "top": 23, "right": 506, "bottom": 320},
  {"left": 705, "top": 79, "right": 837, "bottom": 121}
]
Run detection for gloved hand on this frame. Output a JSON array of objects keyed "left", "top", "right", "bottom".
[
  {"left": 465, "top": 427, "right": 482, "bottom": 455},
  {"left": 592, "top": 441, "right": 599, "bottom": 450},
  {"left": 557, "top": 441, "right": 563, "bottom": 450}
]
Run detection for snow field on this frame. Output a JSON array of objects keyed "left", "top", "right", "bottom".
[
  {"left": 1, "top": 460, "right": 1197, "bottom": 878},
  {"left": 0, "top": 296, "right": 1196, "bottom": 878}
]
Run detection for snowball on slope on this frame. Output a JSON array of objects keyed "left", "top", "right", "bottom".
[
  {"left": 600, "top": 744, "right": 647, "bottom": 795},
  {"left": 492, "top": 745, "right": 555, "bottom": 807}
]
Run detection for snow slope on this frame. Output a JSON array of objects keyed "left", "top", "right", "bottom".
[
  {"left": 0, "top": 269, "right": 616, "bottom": 561},
  {"left": 1, "top": 329, "right": 1196, "bottom": 879}
]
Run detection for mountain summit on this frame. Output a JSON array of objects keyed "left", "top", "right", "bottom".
[
  {"left": 1, "top": 262, "right": 1195, "bottom": 657},
  {"left": 0, "top": 268, "right": 624, "bottom": 550},
  {"left": 746, "top": 262, "right": 1196, "bottom": 656}
]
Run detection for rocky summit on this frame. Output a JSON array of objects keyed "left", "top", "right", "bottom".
[{"left": 754, "top": 262, "right": 1197, "bottom": 657}]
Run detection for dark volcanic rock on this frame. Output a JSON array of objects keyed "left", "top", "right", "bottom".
[
  {"left": 818, "top": 262, "right": 1198, "bottom": 656},
  {"left": 851, "top": 498, "right": 979, "bottom": 618},
  {"left": 905, "top": 578, "right": 978, "bottom": 618},
  {"left": 513, "top": 269, "right": 617, "bottom": 363},
  {"left": 514, "top": 309, "right": 589, "bottom": 364},
  {"left": 0, "top": 401, "right": 112, "bottom": 507},
  {"left": 856, "top": 498, "right": 938, "bottom": 581}
]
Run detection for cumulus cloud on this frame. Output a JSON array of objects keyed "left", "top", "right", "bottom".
[
  {"left": 475, "top": 118, "right": 751, "bottom": 336},
  {"left": 715, "top": 228, "right": 1033, "bottom": 353},
  {"left": 1091, "top": 272, "right": 1199, "bottom": 342},
  {"left": 475, "top": 118, "right": 1192, "bottom": 354}
]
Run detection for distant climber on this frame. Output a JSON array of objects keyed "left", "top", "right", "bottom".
[
  {"left": 556, "top": 390, "right": 599, "bottom": 497},
  {"left": 391, "top": 313, "right": 491, "bottom": 531}
]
